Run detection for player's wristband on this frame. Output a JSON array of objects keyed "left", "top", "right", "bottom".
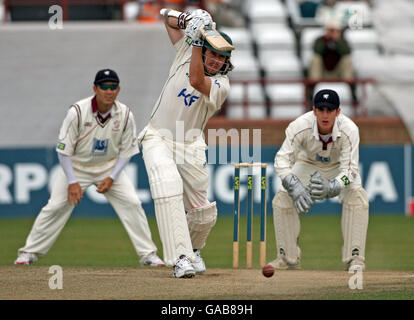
[
  {"left": 178, "top": 11, "right": 191, "bottom": 29},
  {"left": 160, "top": 8, "right": 191, "bottom": 30}
]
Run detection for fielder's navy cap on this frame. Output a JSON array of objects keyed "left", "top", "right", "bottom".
[
  {"left": 94, "top": 69, "right": 120, "bottom": 85},
  {"left": 314, "top": 89, "right": 340, "bottom": 110}
]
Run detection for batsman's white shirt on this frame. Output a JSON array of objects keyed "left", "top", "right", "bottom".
[
  {"left": 275, "top": 111, "right": 362, "bottom": 189},
  {"left": 148, "top": 37, "right": 230, "bottom": 142},
  {"left": 56, "top": 96, "right": 139, "bottom": 175}
]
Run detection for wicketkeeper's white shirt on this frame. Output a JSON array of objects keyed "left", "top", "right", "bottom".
[
  {"left": 275, "top": 111, "right": 362, "bottom": 189},
  {"left": 148, "top": 37, "right": 230, "bottom": 142},
  {"left": 56, "top": 96, "right": 139, "bottom": 175}
]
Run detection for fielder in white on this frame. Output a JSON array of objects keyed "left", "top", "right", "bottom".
[
  {"left": 266, "top": 89, "right": 369, "bottom": 271},
  {"left": 138, "top": 8, "right": 233, "bottom": 278},
  {"left": 14, "top": 69, "right": 164, "bottom": 267}
]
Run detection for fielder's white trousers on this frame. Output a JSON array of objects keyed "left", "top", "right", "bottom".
[{"left": 18, "top": 168, "right": 158, "bottom": 259}]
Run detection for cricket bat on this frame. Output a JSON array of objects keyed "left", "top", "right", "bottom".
[{"left": 200, "top": 28, "right": 235, "bottom": 52}]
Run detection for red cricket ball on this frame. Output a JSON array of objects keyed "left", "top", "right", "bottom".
[{"left": 262, "top": 264, "right": 275, "bottom": 278}]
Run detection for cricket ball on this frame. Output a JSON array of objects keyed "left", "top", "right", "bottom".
[{"left": 262, "top": 264, "right": 275, "bottom": 278}]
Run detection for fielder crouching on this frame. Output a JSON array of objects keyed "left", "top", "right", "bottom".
[
  {"left": 266, "top": 89, "right": 369, "bottom": 271},
  {"left": 14, "top": 69, "right": 164, "bottom": 268}
]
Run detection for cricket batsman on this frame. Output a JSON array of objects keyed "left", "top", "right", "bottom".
[
  {"left": 14, "top": 69, "right": 164, "bottom": 267},
  {"left": 138, "top": 8, "right": 234, "bottom": 278},
  {"left": 266, "top": 89, "right": 369, "bottom": 271}
]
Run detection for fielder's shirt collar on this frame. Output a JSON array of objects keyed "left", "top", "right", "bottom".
[
  {"left": 312, "top": 113, "right": 341, "bottom": 142},
  {"left": 91, "top": 96, "right": 120, "bottom": 121}
]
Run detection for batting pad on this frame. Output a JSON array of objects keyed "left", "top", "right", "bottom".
[
  {"left": 154, "top": 194, "right": 195, "bottom": 266},
  {"left": 147, "top": 162, "right": 183, "bottom": 199},
  {"left": 186, "top": 202, "right": 218, "bottom": 250},
  {"left": 341, "top": 188, "right": 369, "bottom": 264},
  {"left": 272, "top": 191, "right": 301, "bottom": 265}
]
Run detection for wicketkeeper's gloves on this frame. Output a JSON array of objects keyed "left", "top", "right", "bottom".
[
  {"left": 309, "top": 171, "right": 342, "bottom": 200},
  {"left": 282, "top": 174, "right": 314, "bottom": 214}
]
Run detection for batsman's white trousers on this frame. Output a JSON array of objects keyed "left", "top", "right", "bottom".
[
  {"left": 18, "top": 168, "right": 158, "bottom": 259},
  {"left": 141, "top": 125, "right": 212, "bottom": 265}
]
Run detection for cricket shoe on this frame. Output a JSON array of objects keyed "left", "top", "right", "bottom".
[
  {"left": 267, "top": 256, "right": 301, "bottom": 270},
  {"left": 173, "top": 255, "right": 196, "bottom": 278},
  {"left": 192, "top": 250, "right": 206, "bottom": 274},
  {"left": 14, "top": 252, "right": 38, "bottom": 265},
  {"left": 140, "top": 252, "right": 166, "bottom": 267},
  {"left": 346, "top": 256, "right": 365, "bottom": 271}
]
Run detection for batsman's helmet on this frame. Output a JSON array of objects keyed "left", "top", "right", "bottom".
[
  {"left": 203, "top": 31, "right": 233, "bottom": 57},
  {"left": 202, "top": 31, "right": 234, "bottom": 75}
]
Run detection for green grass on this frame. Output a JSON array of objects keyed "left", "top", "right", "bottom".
[{"left": 1, "top": 215, "right": 414, "bottom": 270}]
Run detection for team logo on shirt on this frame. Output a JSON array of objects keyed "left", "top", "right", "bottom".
[
  {"left": 112, "top": 120, "right": 120, "bottom": 131},
  {"left": 316, "top": 153, "right": 330, "bottom": 163},
  {"left": 178, "top": 88, "right": 199, "bottom": 107},
  {"left": 215, "top": 80, "right": 221, "bottom": 88},
  {"left": 91, "top": 138, "right": 109, "bottom": 156}
]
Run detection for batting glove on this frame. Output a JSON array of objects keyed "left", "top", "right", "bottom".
[
  {"left": 282, "top": 174, "right": 314, "bottom": 214},
  {"left": 185, "top": 16, "right": 208, "bottom": 46},
  {"left": 309, "top": 171, "right": 342, "bottom": 200},
  {"left": 189, "top": 9, "right": 213, "bottom": 25}
]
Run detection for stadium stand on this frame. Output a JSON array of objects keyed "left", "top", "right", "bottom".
[
  {"left": 223, "top": 0, "right": 396, "bottom": 121},
  {"left": 1, "top": 0, "right": 414, "bottom": 144},
  {"left": 0, "top": 22, "right": 175, "bottom": 147},
  {"left": 244, "top": 0, "right": 288, "bottom": 25},
  {"left": 220, "top": 26, "right": 253, "bottom": 53}
]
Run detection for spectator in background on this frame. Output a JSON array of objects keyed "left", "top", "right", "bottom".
[{"left": 308, "top": 19, "right": 358, "bottom": 105}]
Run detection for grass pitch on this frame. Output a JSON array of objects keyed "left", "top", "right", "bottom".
[
  {"left": 1, "top": 215, "right": 414, "bottom": 270},
  {"left": 1, "top": 215, "right": 414, "bottom": 300}
]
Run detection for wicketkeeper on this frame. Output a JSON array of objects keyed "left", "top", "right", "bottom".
[
  {"left": 266, "top": 89, "right": 369, "bottom": 271},
  {"left": 138, "top": 8, "right": 233, "bottom": 278}
]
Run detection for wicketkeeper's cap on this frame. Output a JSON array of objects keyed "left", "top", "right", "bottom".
[
  {"left": 314, "top": 89, "right": 340, "bottom": 110},
  {"left": 94, "top": 69, "right": 120, "bottom": 85},
  {"left": 204, "top": 31, "right": 233, "bottom": 57}
]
